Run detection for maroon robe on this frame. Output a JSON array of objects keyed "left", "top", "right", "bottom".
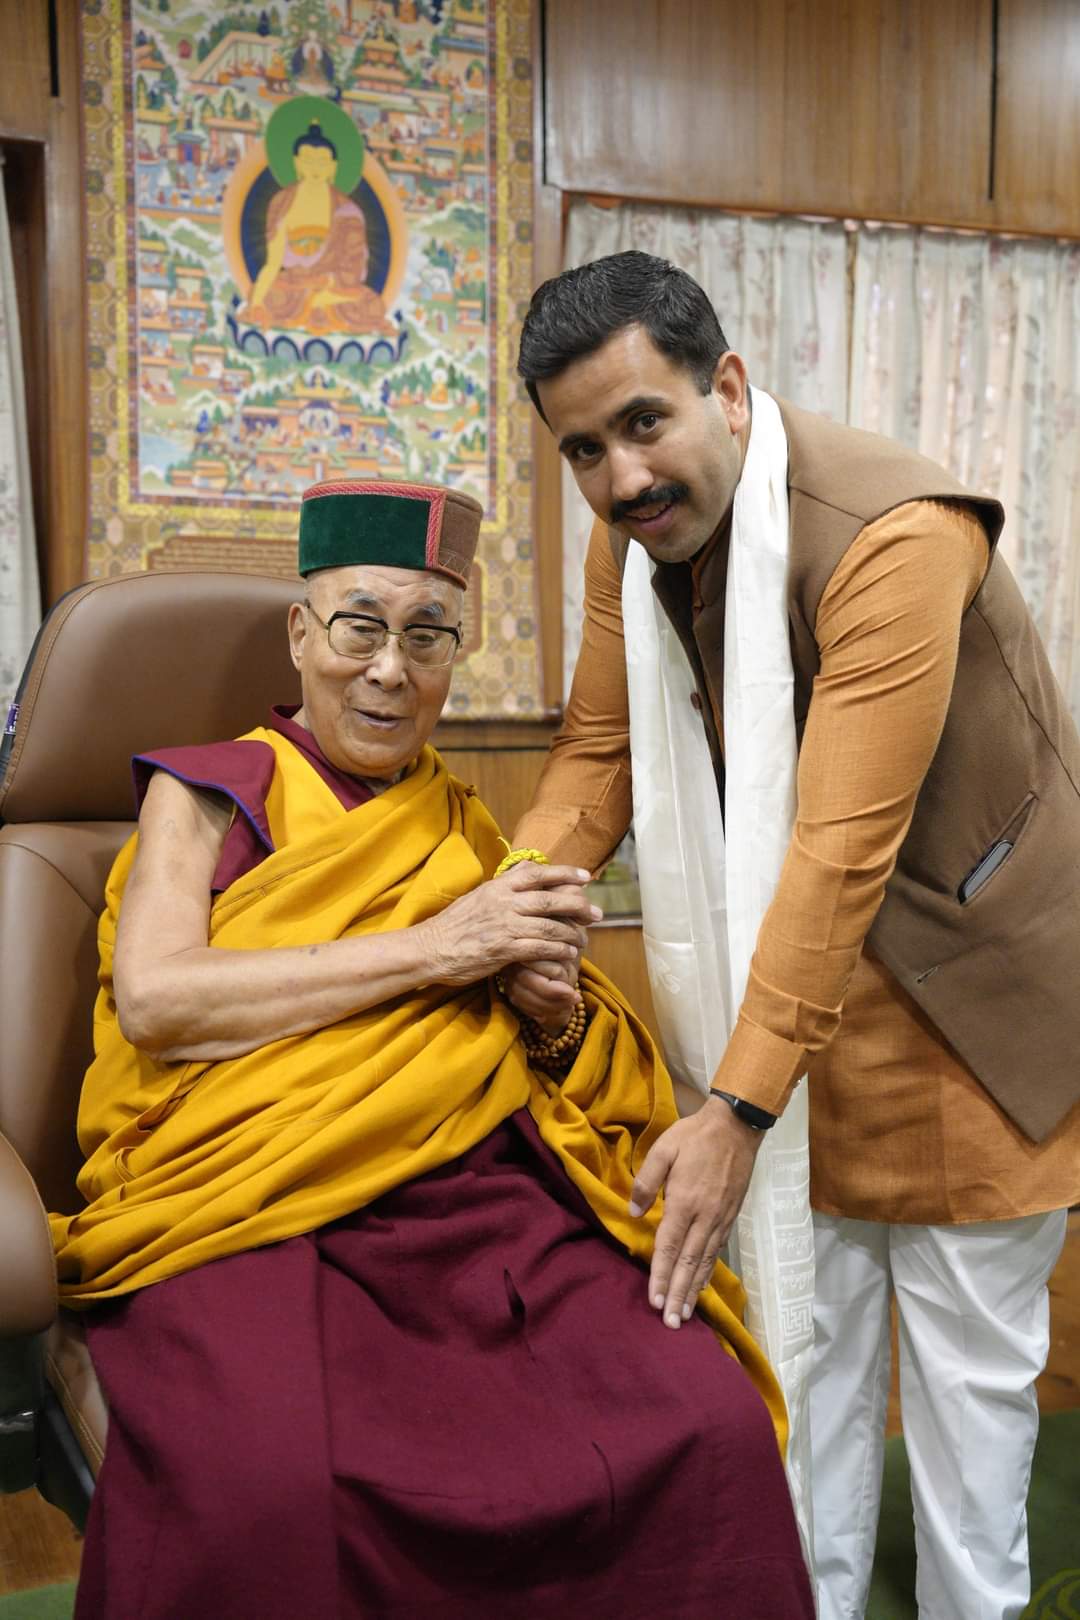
[{"left": 74, "top": 717, "right": 814, "bottom": 1619}]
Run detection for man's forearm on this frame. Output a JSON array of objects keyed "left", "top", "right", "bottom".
[
  {"left": 513, "top": 738, "right": 633, "bottom": 873},
  {"left": 515, "top": 517, "right": 634, "bottom": 868}
]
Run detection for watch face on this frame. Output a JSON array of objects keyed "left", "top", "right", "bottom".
[{"left": 733, "top": 1099, "right": 775, "bottom": 1130}]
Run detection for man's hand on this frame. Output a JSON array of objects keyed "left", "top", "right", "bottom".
[
  {"left": 629, "top": 1097, "right": 764, "bottom": 1329},
  {"left": 498, "top": 958, "right": 581, "bottom": 1034},
  {"left": 419, "top": 862, "right": 601, "bottom": 988}
]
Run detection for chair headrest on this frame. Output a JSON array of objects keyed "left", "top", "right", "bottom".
[{"left": 1, "top": 571, "right": 302, "bottom": 824}]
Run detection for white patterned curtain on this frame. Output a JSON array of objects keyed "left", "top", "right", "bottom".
[
  {"left": 0, "top": 153, "right": 40, "bottom": 719},
  {"left": 558, "top": 204, "right": 1080, "bottom": 725},
  {"left": 850, "top": 224, "right": 1080, "bottom": 722},
  {"left": 560, "top": 201, "right": 850, "bottom": 695}
]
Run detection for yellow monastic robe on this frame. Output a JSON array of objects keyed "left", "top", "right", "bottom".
[{"left": 50, "top": 732, "right": 787, "bottom": 1447}]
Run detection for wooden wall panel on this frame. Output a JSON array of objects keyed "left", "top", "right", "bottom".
[
  {"left": 1, "top": 140, "right": 48, "bottom": 611},
  {"left": 43, "top": 0, "right": 87, "bottom": 603},
  {"left": 546, "top": 0, "right": 996, "bottom": 229},
  {"left": 992, "top": 0, "right": 1080, "bottom": 233},
  {"left": 0, "top": 2, "right": 52, "bottom": 143},
  {"left": 434, "top": 716, "right": 554, "bottom": 835},
  {"left": 0, "top": 0, "right": 86, "bottom": 609},
  {"left": 781, "top": 0, "right": 992, "bottom": 225},
  {"left": 545, "top": 0, "right": 786, "bottom": 209},
  {"left": 436, "top": 743, "right": 550, "bottom": 837}
]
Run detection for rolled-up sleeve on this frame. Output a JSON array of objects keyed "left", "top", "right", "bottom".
[{"left": 711, "top": 500, "right": 990, "bottom": 1115}]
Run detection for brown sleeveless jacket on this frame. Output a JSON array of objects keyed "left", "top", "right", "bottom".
[{"left": 611, "top": 399, "right": 1080, "bottom": 1143}]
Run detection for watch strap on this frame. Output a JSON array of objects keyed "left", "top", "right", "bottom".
[{"left": 708, "top": 1087, "right": 778, "bottom": 1130}]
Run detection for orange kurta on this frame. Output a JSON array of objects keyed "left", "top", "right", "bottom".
[{"left": 515, "top": 501, "right": 1080, "bottom": 1225}]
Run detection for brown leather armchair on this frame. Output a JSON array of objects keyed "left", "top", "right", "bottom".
[{"left": 0, "top": 569, "right": 301, "bottom": 1527}]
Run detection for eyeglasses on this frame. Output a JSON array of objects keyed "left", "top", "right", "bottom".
[{"left": 306, "top": 605, "right": 462, "bottom": 668}]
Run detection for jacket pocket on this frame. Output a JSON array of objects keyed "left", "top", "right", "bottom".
[{"left": 957, "top": 792, "right": 1037, "bottom": 904}]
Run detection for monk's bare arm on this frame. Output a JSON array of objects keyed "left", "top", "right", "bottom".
[{"left": 114, "top": 771, "right": 597, "bottom": 1064}]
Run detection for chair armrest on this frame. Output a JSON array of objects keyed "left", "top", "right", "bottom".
[{"left": 0, "top": 1130, "right": 58, "bottom": 1337}]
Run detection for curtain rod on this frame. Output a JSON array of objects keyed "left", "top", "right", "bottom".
[{"left": 567, "top": 191, "right": 1080, "bottom": 249}]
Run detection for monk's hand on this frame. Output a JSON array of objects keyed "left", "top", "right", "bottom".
[
  {"left": 499, "top": 959, "right": 581, "bottom": 1035},
  {"left": 628, "top": 1097, "right": 764, "bottom": 1329},
  {"left": 420, "top": 862, "right": 601, "bottom": 989}
]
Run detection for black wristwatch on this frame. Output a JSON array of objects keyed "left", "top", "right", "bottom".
[{"left": 708, "top": 1088, "right": 777, "bottom": 1131}]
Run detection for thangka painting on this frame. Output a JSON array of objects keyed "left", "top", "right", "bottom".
[{"left": 80, "top": 0, "right": 543, "bottom": 717}]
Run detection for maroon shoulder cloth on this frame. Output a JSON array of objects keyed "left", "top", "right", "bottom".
[{"left": 131, "top": 705, "right": 373, "bottom": 892}]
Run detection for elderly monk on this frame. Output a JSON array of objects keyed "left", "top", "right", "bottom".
[{"left": 50, "top": 481, "right": 814, "bottom": 1620}]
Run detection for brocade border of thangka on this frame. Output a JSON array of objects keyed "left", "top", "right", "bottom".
[{"left": 79, "top": 0, "right": 543, "bottom": 719}]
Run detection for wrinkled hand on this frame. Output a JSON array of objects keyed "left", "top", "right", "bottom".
[
  {"left": 420, "top": 862, "right": 601, "bottom": 989},
  {"left": 629, "top": 1098, "right": 764, "bottom": 1329},
  {"left": 499, "top": 958, "right": 581, "bottom": 1035}
]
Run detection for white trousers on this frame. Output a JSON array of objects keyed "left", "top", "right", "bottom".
[{"left": 809, "top": 1208, "right": 1067, "bottom": 1620}]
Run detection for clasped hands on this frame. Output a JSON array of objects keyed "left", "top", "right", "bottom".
[{"left": 421, "top": 858, "right": 597, "bottom": 1034}]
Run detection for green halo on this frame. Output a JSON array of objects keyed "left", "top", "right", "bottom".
[{"left": 264, "top": 95, "right": 365, "bottom": 194}]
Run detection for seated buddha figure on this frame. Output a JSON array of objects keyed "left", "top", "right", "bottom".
[{"left": 245, "top": 123, "right": 393, "bottom": 336}]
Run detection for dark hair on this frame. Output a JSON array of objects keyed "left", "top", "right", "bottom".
[
  {"left": 517, "top": 250, "right": 729, "bottom": 419},
  {"left": 293, "top": 122, "right": 337, "bottom": 159}
]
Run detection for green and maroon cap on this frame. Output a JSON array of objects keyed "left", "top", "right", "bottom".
[{"left": 298, "top": 479, "right": 482, "bottom": 587}]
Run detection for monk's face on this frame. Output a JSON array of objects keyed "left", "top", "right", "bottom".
[
  {"left": 294, "top": 143, "right": 336, "bottom": 182},
  {"left": 537, "top": 324, "right": 750, "bottom": 565},
  {"left": 288, "top": 564, "right": 463, "bottom": 780}
]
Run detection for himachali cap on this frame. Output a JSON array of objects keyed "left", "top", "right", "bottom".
[{"left": 298, "top": 479, "right": 482, "bottom": 588}]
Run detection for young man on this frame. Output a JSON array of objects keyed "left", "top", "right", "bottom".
[
  {"left": 511, "top": 250, "right": 1080, "bottom": 1620},
  {"left": 52, "top": 480, "right": 813, "bottom": 1620}
]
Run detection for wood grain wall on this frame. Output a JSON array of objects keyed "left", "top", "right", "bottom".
[
  {"left": 0, "top": 0, "right": 86, "bottom": 610},
  {"left": 544, "top": 0, "right": 1080, "bottom": 235}
]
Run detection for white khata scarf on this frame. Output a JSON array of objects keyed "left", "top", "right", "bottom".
[{"left": 621, "top": 385, "right": 815, "bottom": 1552}]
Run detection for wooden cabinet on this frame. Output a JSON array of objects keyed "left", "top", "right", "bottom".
[
  {"left": 0, "top": 3, "right": 52, "bottom": 141},
  {"left": 545, "top": 0, "right": 786, "bottom": 210},
  {"left": 545, "top": 0, "right": 993, "bottom": 225},
  {"left": 545, "top": 0, "right": 1080, "bottom": 237},
  {"left": 781, "top": 0, "right": 993, "bottom": 225},
  {"left": 992, "top": 0, "right": 1080, "bottom": 232}
]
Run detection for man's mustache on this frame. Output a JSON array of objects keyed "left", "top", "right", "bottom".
[{"left": 610, "top": 484, "right": 689, "bottom": 526}]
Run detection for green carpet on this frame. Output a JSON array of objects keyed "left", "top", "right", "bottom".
[
  {"left": 0, "top": 1586, "right": 75, "bottom": 1620},
  {"left": 2, "top": 1413, "right": 1077, "bottom": 1618},
  {"left": 870, "top": 1409, "right": 1080, "bottom": 1619}
]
